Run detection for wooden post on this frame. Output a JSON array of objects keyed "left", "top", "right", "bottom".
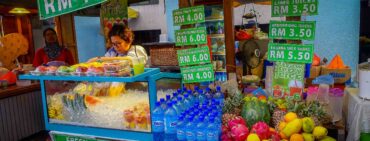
[{"left": 224, "top": 0, "right": 236, "bottom": 73}]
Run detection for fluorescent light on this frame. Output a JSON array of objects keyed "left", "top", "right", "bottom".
[{"left": 9, "top": 8, "right": 30, "bottom": 14}]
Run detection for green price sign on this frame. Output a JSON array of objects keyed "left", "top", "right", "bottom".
[
  {"left": 52, "top": 134, "right": 96, "bottom": 141},
  {"left": 181, "top": 64, "right": 215, "bottom": 83},
  {"left": 267, "top": 43, "right": 314, "bottom": 63},
  {"left": 37, "top": 0, "right": 107, "bottom": 20},
  {"left": 175, "top": 27, "right": 207, "bottom": 46},
  {"left": 177, "top": 46, "right": 211, "bottom": 66},
  {"left": 271, "top": 0, "right": 318, "bottom": 17},
  {"left": 269, "top": 21, "right": 316, "bottom": 40},
  {"left": 173, "top": 5, "right": 205, "bottom": 26},
  {"left": 274, "top": 62, "right": 305, "bottom": 81}
]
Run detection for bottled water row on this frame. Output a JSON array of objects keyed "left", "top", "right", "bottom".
[{"left": 152, "top": 86, "right": 224, "bottom": 141}]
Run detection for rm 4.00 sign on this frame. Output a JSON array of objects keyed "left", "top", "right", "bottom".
[
  {"left": 271, "top": 0, "right": 318, "bottom": 17},
  {"left": 181, "top": 64, "right": 214, "bottom": 83},
  {"left": 177, "top": 46, "right": 211, "bottom": 66},
  {"left": 173, "top": 5, "right": 205, "bottom": 26},
  {"left": 175, "top": 27, "right": 207, "bottom": 46},
  {"left": 269, "top": 21, "right": 316, "bottom": 40},
  {"left": 268, "top": 43, "right": 314, "bottom": 63}
]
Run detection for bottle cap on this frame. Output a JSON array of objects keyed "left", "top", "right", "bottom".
[
  {"left": 184, "top": 94, "right": 189, "bottom": 98},
  {"left": 206, "top": 87, "right": 210, "bottom": 92},
  {"left": 160, "top": 98, "right": 165, "bottom": 102},
  {"left": 195, "top": 86, "right": 199, "bottom": 90},
  {"left": 198, "top": 89, "right": 203, "bottom": 93},
  {"left": 177, "top": 89, "right": 182, "bottom": 93},
  {"left": 155, "top": 102, "right": 161, "bottom": 106},
  {"left": 172, "top": 100, "right": 177, "bottom": 104},
  {"left": 216, "top": 86, "right": 221, "bottom": 91},
  {"left": 167, "top": 102, "right": 172, "bottom": 107},
  {"left": 183, "top": 87, "right": 187, "bottom": 91},
  {"left": 187, "top": 90, "right": 192, "bottom": 94},
  {"left": 177, "top": 96, "right": 182, "bottom": 101},
  {"left": 166, "top": 95, "right": 171, "bottom": 100}
]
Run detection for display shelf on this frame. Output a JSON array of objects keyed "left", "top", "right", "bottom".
[
  {"left": 209, "top": 34, "right": 225, "bottom": 38},
  {"left": 205, "top": 18, "right": 224, "bottom": 22},
  {"left": 19, "top": 68, "right": 160, "bottom": 82},
  {"left": 19, "top": 70, "right": 182, "bottom": 141},
  {"left": 215, "top": 70, "right": 227, "bottom": 72},
  {"left": 212, "top": 52, "right": 226, "bottom": 55}
]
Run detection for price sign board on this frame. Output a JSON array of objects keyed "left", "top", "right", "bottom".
[
  {"left": 274, "top": 62, "right": 305, "bottom": 81},
  {"left": 52, "top": 133, "right": 96, "bottom": 141},
  {"left": 173, "top": 5, "right": 205, "bottom": 26},
  {"left": 175, "top": 27, "right": 207, "bottom": 46},
  {"left": 177, "top": 46, "right": 211, "bottom": 66},
  {"left": 269, "top": 21, "right": 316, "bottom": 40},
  {"left": 181, "top": 64, "right": 214, "bottom": 83},
  {"left": 272, "top": 62, "right": 305, "bottom": 98},
  {"left": 267, "top": 43, "right": 314, "bottom": 63},
  {"left": 38, "top": 0, "right": 107, "bottom": 20},
  {"left": 271, "top": 0, "right": 318, "bottom": 17}
]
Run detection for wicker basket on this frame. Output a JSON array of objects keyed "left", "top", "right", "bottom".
[
  {"left": 310, "top": 66, "right": 321, "bottom": 78},
  {"left": 150, "top": 45, "right": 187, "bottom": 66},
  {"left": 321, "top": 66, "right": 351, "bottom": 84}
]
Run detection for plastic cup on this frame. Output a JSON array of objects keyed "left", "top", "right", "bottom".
[{"left": 132, "top": 56, "right": 145, "bottom": 76}]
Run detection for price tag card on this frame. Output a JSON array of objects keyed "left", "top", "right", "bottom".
[
  {"left": 271, "top": 0, "right": 318, "bottom": 17},
  {"left": 52, "top": 133, "right": 96, "bottom": 141},
  {"left": 274, "top": 62, "right": 305, "bottom": 81},
  {"left": 272, "top": 62, "right": 305, "bottom": 97},
  {"left": 269, "top": 21, "right": 316, "bottom": 40},
  {"left": 181, "top": 64, "right": 215, "bottom": 83},
  {"left": 177, "top": 46, "right": 211, "bottom": 66},
  {"left": 175, "top": 27, "right": 207, "bottom": 46},
  {"left": 173, "top": 5, "right": 205, "bottom": 26},
  {"left": 267, "top": 43, "right": 313, "bottom": 63}
]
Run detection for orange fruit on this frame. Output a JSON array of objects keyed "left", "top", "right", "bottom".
[
  {"left": 278, "top": 121, "right": 287, "bottom": 131},
  {"left": 290, "top": 134, "right": 304, "bottom": 141},
  {"left": 284, "top": 112, "right": 298, "bottom": 122},
  {"left": 280, "top": 132, "right": 288, "bottom": 139}
]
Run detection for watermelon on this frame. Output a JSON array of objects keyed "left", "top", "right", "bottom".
[{"left": 241, "top": 96, "right": 271, "bottom": 128}]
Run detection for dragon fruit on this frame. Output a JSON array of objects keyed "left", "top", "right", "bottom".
[
  {"left": 230, "top": 124, "right": 249, "bottom": 141},
  {"left": 250, "top": 122, "right": 271, "bottom": 140},
  {"left": 270, "top": 132, "right": 281, "bottom": 141},
  {"left": 228, "top": 116, "right": 246, "bottom": 128}
]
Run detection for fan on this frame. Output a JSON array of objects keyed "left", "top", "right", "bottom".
[{"left": 236, "top": 40, "right": 262, "bottom": 75}]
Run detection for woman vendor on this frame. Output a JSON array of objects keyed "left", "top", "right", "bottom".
[{"left": 88, "top": 24, "right": 148, "bottom": 64}]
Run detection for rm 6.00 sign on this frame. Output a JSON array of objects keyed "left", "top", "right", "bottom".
[
  {"left": 267, "top": 43, "right": 314, "bottom": 63},
  {"left": 175, "top": 27, "right": 207, "bottom": 46}
]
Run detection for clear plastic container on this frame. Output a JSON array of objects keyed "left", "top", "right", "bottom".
[
  {"left": 16, "top": 80, "right": 31, "bottom": 87},
  {"left": 329, "top": 88, "right": 344, "bottom": 122}
]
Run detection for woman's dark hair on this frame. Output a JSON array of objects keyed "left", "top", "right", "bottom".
[
  {"left": 108, "top": 24, "right": 133, "bottom": 43},
  {"left": 43, "top": 28, "right": 57, "bottom": 37}
]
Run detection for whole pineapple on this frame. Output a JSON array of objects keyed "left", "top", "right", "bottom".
[{"left": 272, "top": 110, "right": 286, "bottom": 127}]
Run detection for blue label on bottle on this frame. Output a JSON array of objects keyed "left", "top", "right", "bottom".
[
  {"left": 177, "top": 129, "right": 186, "bottom": 140},
  {"left": 196, "top": 131, "right": 206, "bottom": 140},
  {"left": 152, "top": 120, "right": 164, "bottom": 132},
  {"left": 186, "top": 131, "right": 195, "bottom": 140},
  {"left": 165, "top": 118, "right": 177, "bottom": 134},
  {"left": 207, "top": 132, "right": 217, "bottom": 141}
]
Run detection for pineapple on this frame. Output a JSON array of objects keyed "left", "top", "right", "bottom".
[
  {"left": 222, "top": 113, "right": 237, "bottom": 125},
  {"left": 222, "top": 85, "right": 244, "bottom": 114},
  {"left": 272, "top": 109, "right": 286, "bottom": 128}
]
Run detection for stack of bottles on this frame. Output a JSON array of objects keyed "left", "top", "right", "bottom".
[{"left": 152, "top": 86, "right": 224, "bottom": 141}]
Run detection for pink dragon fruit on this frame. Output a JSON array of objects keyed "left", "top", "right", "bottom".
[
  {"left": 250, "top": 122, "right": 271, "bottom": 140},
  {"left": 270, "top": 132, "right": 281, "bottom": 141},
  {"left": 230, "top": 124, "right": 249, "bottom": 141},
  {"left": 228, "top": 116, "right": 246, "bottom": 128},
  {"left": 221, "top": 132, "right": 233, "bottom": 141}
]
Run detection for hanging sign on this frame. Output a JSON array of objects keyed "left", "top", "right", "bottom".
[
  {"left": 52, "top": 133, "right": 96, "bottom": 141},
  {"left": 271, "top": 0, "right": 318, "bottom": 17},
  {"left": 267, "top": 43, "right": 314, "bottom": 63},
  {"left": 173, "top": 5, "right": 205, "bottom": 26},
  {"left": 181, "top": 64, "right": 215, "bottom": 83},
  {"left": 177, "top": 46, "right": 211, "bottom": 66},
  {"left": 175, "top": 27, "right": 207, "bottom": 46},
  {"left": 272, "top": 62, "right": 305, "bottom": 98},
  {"left": 269, "top": 21, "right": 316, "bottom": 40},
  {"left": 38, "top": 0, "right": 107, "bottom": 20}
]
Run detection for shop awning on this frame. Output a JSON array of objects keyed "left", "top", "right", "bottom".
[{"left": 128, "top": 7, "right": 139, "bottom": 19}]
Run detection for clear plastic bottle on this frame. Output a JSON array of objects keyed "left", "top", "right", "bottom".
[
  {"left": 213, "top": 86, "right": 224, "bottom": 106},
  {"left": 152, "top": 102, "right": 164, "bottom": 141},
  {"left": 171, "top": 92, "right": 178, "bottom": 101},
  {"left": 160, "top": 98, "right": 167, "bottom": 110},
  {"left": 177, "top": 89, "right": 184, "bottom": 99},
  {"left": 187, "top": 90, "right": 195, "bottom": 105},
  {"left": 175, "top": 98, "right": 185, "bottom": 113},
  {"left": 198, "top": 89, "right": 206, "bottom": 104},
  {"left": 204, "top": 87, "right": 213, "bottom": 99},
  {"left": 185, "top": 116, "right": 196, "bottom": 141},
  {"left": 171, "top": 101, "right": 181, "bottom": 114},
  {"left": 183, "top": 94, "right": 192, "bottom": 109},
  {"left": 193, "top": 86, "right": 200, "bottom": 98},
  {"left": 164, "top": 103, "right": 177, "bottom": 135},
  {"left": 196, "top": 116, "right": 207, "bottom": 141},
  {"left": 176, "top": 116, "right": 186, "bottom": 141},
  {"left": 206, "top": 117, "right": 219, "bottom": 141},
  {"left": 166, "top": 94, "right": 171, "bottom": 104}
]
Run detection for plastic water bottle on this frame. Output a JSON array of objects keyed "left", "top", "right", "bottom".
[
  {"left": 172, "top": 101, "right": 181, "bottom": 114},
  {"left": 166, "top": 94, "right": 171, "bottom": 102},
  {"left": 196, "top": 117, "right": 207, "bottom": 141},
  {"left": 171, "top": 92, "right": 178, "bottom": 101},
  {"left": 160, "top": 98, "right": 167, "bottom": 110},
  {"left": 204, "top": 87, "right": 213, "bottom": 99},
  {"left": 152, "top": 102, "right": 164, "bottom": 141},
  {"left": 182, "top": 87, "right": 187, "bottom": 95},
  {"left": 176, "top": 116, "right": 186, "bottom": 141},
  {"left": 206, "top": 117, "right": 219, "bottom": 141},
  {"left": 185, "top": 117, "right": 196, "bottom": 141},
  {"left": 214, "top": 86, "right": 224, "bottom": 106},
  {"left": 187, "top": 90, "right": 195, "bottom": 105},
  {"left": 183, "top": 94, "right": 192, "bottom": 109},
  {"left": 193, "top": 86, "right": 200, "bottom": 98},
  {"left": 164, "top": 103, "right": 177, "bottom": 136},
  {"left": 198, "top": 89, "right": 206, "bottom": 104}
]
